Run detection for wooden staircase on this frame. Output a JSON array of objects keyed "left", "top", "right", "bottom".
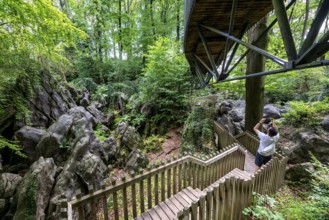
[
  {"left": 135, "top": 154, "right": 257, "bottom": 219},
  {"left": 65, "top": 123, "right": 287, "bottom": 220}
]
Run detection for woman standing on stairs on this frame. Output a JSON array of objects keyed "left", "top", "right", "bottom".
[{"left": 253, "top": 118, "right": 280, "bottom": 171}]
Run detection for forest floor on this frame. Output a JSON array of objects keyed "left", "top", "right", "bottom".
[{"left": 146, "top": 127, "right": 182, "bottom": 162}]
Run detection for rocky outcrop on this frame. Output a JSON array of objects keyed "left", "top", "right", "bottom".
[
  {"left": 285, "top": 162, "right": 314, "bottom": 184},
  {"left": 10, "top": 157, "right": 56, "bottom": 220},
  {"left": 0, "top": 173, "right": 22, "bottom": 218},
  {"left": 216, "top": 100, "right": 245, "bottom": 135},
  {"left": 287, "top": 131, "right": 329, "bottom": 164},
  {"left": 14, "top": 126, "right": 46, "bottom": 161},
  {"left": 0, "top": 173, "right": 22, "bottom": 199},
  {"left": 115, "top": 122, "right": 148, "bottom": 169},
  {"left": 16, "top": 74, "right": 77, "bottom": 129}
]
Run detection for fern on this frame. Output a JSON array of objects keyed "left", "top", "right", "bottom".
[{"left": 0, "top": 136, "right": 26, "bottom": 158}]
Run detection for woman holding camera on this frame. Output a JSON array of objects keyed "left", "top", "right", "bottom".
[{"left": 253, "top": 118, "right": 279, "bottom": 171}]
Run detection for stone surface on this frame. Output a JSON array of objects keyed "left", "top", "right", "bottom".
[
  {"left": 0, "top": 173, "right": 22, "bottom": 199},
  {"left": 102, "top": 136, "right": 117, "bottom": 163},
  {"left": 320, "top": 115, "right": 329, "bottom": 132},
  {"left": 16, "top": 74, "right": 77, "bottom": 129},
  {"left": 14, "top": 126, "right": 46, "bottom": 160},
  {"left": 114, "top": 122, "right": 148, "bottom": 168},
  {"left": 12, "top": 157, "right": 56, "bottom": 220},
  {"left": 288, "top": 131, "right": 329, "bottom": 164},
  {"left": 285, "top": 162, "right": 314, "bottom": 184},
  {"left": 263, "top": 104, "right": 281, "bottom": 119}
]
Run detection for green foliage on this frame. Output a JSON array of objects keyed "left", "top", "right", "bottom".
[
  {"left": 139, "top": 37, "right": 191, "bottom": 131},
  {"left": 181, "top": 105, "right": 215, "bottom": 154},
  {"left": 243, "top": 193, "right": 284, "bottom": 220},
  {"left": 283, "top": 100, "right": 329, "bottom": 127},
  {"left": 143, "top": 135, "right": 164, "bottom": 152},
  {"left": 274, "top": 155, "right": 329, "bottom": 220},
  {"left": 94, "top": 123, "right": 108, "bottom": 141},
  {"left": 25, "top": 173, "right": 37, "bottom": 217},
  {"left": 0, "top": 136, "right": 26, "bottom": 158},
  {"left": 0, "top": 0, "right": 84, "bottom": 121}
]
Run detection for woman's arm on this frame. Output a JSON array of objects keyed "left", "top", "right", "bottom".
[
  {"left": 271, "top": 118, "right": 278, "bottom": 130},
  {"left": 253, "top": 118, "right": 265, "bottom": 134}
]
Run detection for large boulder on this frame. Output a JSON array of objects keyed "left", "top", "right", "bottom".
[
  {"left": 114, "top": 122, "right": 148, "bottom": 168},
  {"left": 14, "top": 126, "right": 46, "bottom": 160},
  {"left": 35, "top": 107, "right": 106, "bottom": 165},
  {"left": 0, "top": 173, "right": 22, "bottom": 219},
  {"left": 285, "top": 162, "right": 314, "bottom": 184},
  {"left": 288, "top": 131, "right": 329, "bottom": 164},
  {"left": 0, "top": 173, "right": 22, "bottom": 199},
  {"left": 263, "top": 104, "right": 281, "bottom": 119},
  {"left": 216, "top": 100, "right": 245, "bottom": 135},
  {"left": 11, "top": 157, "right": 56, "bottom": 220},
  {"left": 102, "top": 136, "right": 117, "bottom": 163}
]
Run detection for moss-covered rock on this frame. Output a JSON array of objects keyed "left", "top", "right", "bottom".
[{"left": 181, "top": 105, "right": 216, "bottom": 154}]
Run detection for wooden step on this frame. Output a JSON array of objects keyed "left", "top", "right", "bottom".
[{"left": 135, "top": 187, "right": 206, "bottom": 220}]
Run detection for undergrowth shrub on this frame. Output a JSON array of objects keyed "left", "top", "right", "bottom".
[
  {"left": 275, "top": 154, "right": 329, "bottom": 220},
  {"left": 283, "top": 100, "right": 329, "bottom": 127},
  {"left": 143, "top": 135, "right": 164, "bottom": 152},
  {"left": 243, "top": 193, "right": 284, "bottom": 220}
]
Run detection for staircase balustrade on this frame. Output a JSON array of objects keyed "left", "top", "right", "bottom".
[{"left": 62, "top": 122, "right": 287, "bottom": 220}]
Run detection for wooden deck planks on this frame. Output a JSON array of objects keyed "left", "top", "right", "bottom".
[
  {"left": 154, "top": 205, "right": 170, "bottom": 220},
  {"left": 159, "top": 202, "right": 177, "bottom": 219},
  {"left": 141, "top": 212, "right": 152, "bottom": 220}
]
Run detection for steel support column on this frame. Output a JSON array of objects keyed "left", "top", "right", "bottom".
[{"left": 271, "top": 0, "right": 297, "bottom": 60}]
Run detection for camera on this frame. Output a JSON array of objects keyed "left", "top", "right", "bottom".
[{"left": 263, "top": 117, "right": 272, "bottom": 124}]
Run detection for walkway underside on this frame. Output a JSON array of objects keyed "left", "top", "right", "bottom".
[{"left": 184, "top": 0, "right": 329, "bottom": 87}]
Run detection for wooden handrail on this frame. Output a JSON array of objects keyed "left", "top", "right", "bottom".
[
  {"left": 67, "top": 143, "right": 246, "bottom": 219},
  {"left": 65, "top": 121, "right": 287, "bottom": 220}
]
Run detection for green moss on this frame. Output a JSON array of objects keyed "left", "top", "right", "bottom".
[
  {"left": 25, "top": 173, "right": 38, "bottom": 218},
  {"left": 181, "top": 106, "right": 216, "bottom": 154}
]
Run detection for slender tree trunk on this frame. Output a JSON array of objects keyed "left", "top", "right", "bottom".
[
  {"left": 119, "top": 0, "right": 123, "bottom": 60},
  {"left": 245, "top": 16, "right": 269, "bottom": 132},
  {"left": 176, "top": 0, "right": 180, "bottom": 41},
  {"left": 150, "top": 0, "right": 156, "bottom": 37}
]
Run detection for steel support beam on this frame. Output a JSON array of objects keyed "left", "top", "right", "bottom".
[
  {"left": 192, "top": 56, "right": 207, "bottom": 86},
  {"left": 297, "top": 31, "right": 329, "bottom": 64},
  {"left": 221, "top": 0, "right": 238, "bottom": 75},
  {"left": 299, "top": 0, "right": 329, "bottom": 56},
  {"left": 200, "top": 24, "right": 286, "bottom": 66},
  {"left": 226, "top": 0, "right": 296, "bottom": 75},
  {"left": 192, "top": 52, "right": 218, "bottom": 80},
  {"left": 210, "top": 60, "right": 329, "bottom": 83},
  {"left": 271, "top": 0, "right": 298, "bottom": 60},
  {"left": 197, "top": 26, "right": 220, "bottom": 80},
  {"left": 224, "top": 25, "right": 248, "bottom": 73}
]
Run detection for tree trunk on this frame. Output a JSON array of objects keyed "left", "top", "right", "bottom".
[
  {"left": 119, "top": 0, "right": 123, "bottom": 60},
  {"left": 176, "top": 0, "right": 180, "bottom": 41},
  {"left": 245, "top": 16, "right": 269, "bottom": 132}
]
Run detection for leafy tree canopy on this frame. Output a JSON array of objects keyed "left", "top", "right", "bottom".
[
  {"left": 0, "top": 0, "right": 85, "bottom": 116},
  {"left": 139, "top": 37, "right": 190, "bottom": 131}
]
